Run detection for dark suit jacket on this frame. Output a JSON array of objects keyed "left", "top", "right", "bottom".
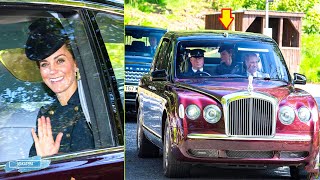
[{"left": 29, "top": 90, "right": 94, "bottom": 156}]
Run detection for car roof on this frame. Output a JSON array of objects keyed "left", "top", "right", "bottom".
[
  {"left": 164, "top": 30, "right": 275, "bottom": 43},
  {"left": 125, "top": 25, "right": 167, "bottom": 32}
]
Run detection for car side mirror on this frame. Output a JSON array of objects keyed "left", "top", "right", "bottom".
[
  {"left": 151, "top": 69, "right": 167, "bottom": 81},
  {"left": 293, "top": 73, "right": 306, "bottom": 85}
]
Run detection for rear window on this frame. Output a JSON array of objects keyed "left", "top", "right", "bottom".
[{"left": 125, "top": 27, "right": 165, "bottom": 58}]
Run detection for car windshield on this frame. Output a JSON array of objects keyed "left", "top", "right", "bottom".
[
  {"left": 125, "top": 28, "right": 165, "bottom": 58},
  {"left": 175, "top": 40, "right": 290, "bottom": 82}
]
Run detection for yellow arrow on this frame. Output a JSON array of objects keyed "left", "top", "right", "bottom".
[{"left": 219, "top": 8, "right": 234, "bottom": 30}]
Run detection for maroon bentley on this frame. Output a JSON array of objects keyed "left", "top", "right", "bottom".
[{"left": 136, "top": 31, "right": 319, "bottom": 179}]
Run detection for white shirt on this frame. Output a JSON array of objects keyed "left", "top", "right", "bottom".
[
  {"left": 247, "top": 71, "right": 270, "bottom": 78},
  {"left": 192, "top": 67, "right": 203, "bottom": 73}
]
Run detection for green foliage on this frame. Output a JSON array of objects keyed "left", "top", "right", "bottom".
[
  {"left": 242, "top": 0, "right": 266, "bottom": 10},
  {"left": 105, "top": 43, "right": 124, "bottom": 80},
  {"left": 125, "top": 0, "right": 166, "bottom": 12},
  {"left": 211, "top": 0, "right": 245, "bottom": 10},
  {"left": 302, "top": 4, "right": 320, "bottom": 34},
  {"left": 299, "top": 34, "right": 320, "bottom": 82}
]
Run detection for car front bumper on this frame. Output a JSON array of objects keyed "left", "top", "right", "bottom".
[{"left": 172, "top": 133, "right": 319, "bottom": 173}]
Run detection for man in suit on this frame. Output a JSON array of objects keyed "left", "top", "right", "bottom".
[
  {"left": 244, "top": 53, "right": 269, "bottom": 78},
  {"left": 149, "top": 36, "right": 158, "bottom": 55},
  {"left": 187, "top": 49, "right": 211, "bottom": 76}
]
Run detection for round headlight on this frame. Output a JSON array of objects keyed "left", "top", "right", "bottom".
[
  {"left": 298, "top": 107, "right": 311, "bottom": 123},
  {"left": 203, "top": 105, "right": 221, "bottom": 123},
  {"left": 185, "top": 104, "right": 201, "bottom": 120},
  {"left": 278, "top": 106, "right": 295, "bottom": 125},
  {"left": 178, "top": 104, "right": 185, "bottom": 119}
]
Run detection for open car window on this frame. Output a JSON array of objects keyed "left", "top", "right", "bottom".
[
  {"left": 95, "top": 12, "right": 124, "bottom": 106},
  {"left": 175, "top": 40, "right": 290, "bottom": 82},
  {"left": 0, "top": 8, "right": 122, "bottom": 169}
]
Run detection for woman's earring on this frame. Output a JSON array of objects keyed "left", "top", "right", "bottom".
[{"left": 76, "top": 69, "right": 81, "bottom": 81}]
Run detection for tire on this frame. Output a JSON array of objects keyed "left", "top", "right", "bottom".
[
  {"left": 307, "top": 172, "right": 319, "bottom": 180},
  {"left": 290, "top": 166, "right": 300, "bottom": 180},
  {"left": 163, "top": 120, "right": 190, "bottom": 178},
  {"left": 136, "top": 105, "right": 159, "bottom": 158}
]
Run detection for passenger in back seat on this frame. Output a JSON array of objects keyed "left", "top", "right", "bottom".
[
  {"left": 25, "top": 18, "right": 94, "bottom": 157},
  {"left": 216, "top": 45, "right": 241, "bottom": 75}
]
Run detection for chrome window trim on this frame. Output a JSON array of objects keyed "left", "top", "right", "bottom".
[
  {"left": 221, "top": 91, "right": 278, "bottom": 137},
  {"left": 142, "top": 122, "right": 162, "bottom": 139}
]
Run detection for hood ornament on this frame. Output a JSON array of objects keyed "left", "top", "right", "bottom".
[{"left": 248, "top": 75, "right": 253, "bottom": 94}]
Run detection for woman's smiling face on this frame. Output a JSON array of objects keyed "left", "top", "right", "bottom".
[{"left": 39, "top": 44, "right": 78, "bottom": 95}]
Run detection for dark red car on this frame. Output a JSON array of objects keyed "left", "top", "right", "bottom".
[
  {"left": 0, "top": 0, "right": 124, "bottom": 179},
  {"left": 136, "top": 31, "right": 319, "bottom": 179}
]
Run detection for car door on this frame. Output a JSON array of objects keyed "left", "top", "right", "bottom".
[
  {"left": 0, "top": 1, "right": 123, "bottom": 179},
  {"left": 140, "top": 38, "right": 173, "bottom": 145}
]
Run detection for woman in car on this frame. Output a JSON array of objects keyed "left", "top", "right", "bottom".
[{"left": 25, "top": 18, "right": 94, "bottom": 157}]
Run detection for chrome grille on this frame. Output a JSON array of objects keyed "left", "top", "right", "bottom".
[
  {"left": 227, "top": 98, "right": 274, "bottom": 137},
  {"left": 125, "top": 71, "right": 146, "bottom": 83}
]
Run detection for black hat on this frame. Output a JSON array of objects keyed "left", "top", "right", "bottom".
[
  {"left": 25, "top": 18, "right": 68, "bottom": 61},
  {"left": 218, "top": 44, "right": 233, "bottom": 53},
  {"left": 189, "top": 49, "right": 205, "bottom": 58}
]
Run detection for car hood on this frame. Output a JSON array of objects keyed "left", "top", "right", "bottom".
[{"left": 175, "top": 78, "right": 294, "bottom": 101}]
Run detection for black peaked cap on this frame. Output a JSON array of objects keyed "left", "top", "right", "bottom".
[{"left": 189, "top": 49, "right": 205, "bottom": 58}]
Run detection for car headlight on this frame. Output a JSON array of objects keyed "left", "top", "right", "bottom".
[
  {"left": 279, "top": 106, "right": 295, "bottom": 125},
  {"left": 203, "top": 105, "right": 221, "bottom": 123},
  {"left": 185, "top": 104, "right": 201, "bottom": 120},
  {"left": 178, "top": 104, "right": 185, "bottom": 119},
  {"left": 298, "top": 107, "right": 311, "bottom": 123}
]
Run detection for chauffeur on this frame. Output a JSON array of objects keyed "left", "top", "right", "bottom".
[
  {"left": 25, "top": 18, "right": 94, "bottom": 157},
  {"left": 188, "top": 49, "right": 210, "bottom": 75}
]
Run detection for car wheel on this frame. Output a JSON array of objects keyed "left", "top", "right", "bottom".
[
  {"left": 289, "top": 166, "right": 300, "bottom": 179},
  {"left": 307, "top": 172, "right": 319, "bottom": 180},
  {"left": 163, "top": 120, "right": 190, "bottom": 178},
  {"left": 136, "top": 105, "right": 159, "bottom": 158}
]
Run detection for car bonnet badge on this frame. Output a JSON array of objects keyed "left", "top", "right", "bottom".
[{"left": 248, "top": 75, "right": 253, "bottom": 94}]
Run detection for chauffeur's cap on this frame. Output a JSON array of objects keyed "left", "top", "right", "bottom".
[
  {"left": 189, "top": 49, "right": 205, "bottom": 58},
  {"left": 25, "top": 18, "right": 68, "bottom": 61}
]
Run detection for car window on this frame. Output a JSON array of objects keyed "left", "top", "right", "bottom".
[
  {"left": 152, "top": 38, "right": 172, "bottom": 72},
  {"left": 95, "top": 12, "right": 124, "bottom": 105},
  {"left": 175, "top": 40, "right": 290, "bottom": 82},
  {"left": 0, "top": 9, "right": 120, "bottom": 165},
  {"left": 125, "top": 28, "right": 165, "bottom": 58}
]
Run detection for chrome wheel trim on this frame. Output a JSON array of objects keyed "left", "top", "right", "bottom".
[
  {"left": 164, "top": 122, "right": 170, "bottom": 169},
  {"left": 137, "top": 107, "right": 142, "bottom": 150}
]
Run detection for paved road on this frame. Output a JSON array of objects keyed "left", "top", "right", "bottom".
[{"left": 126, "top": 84, "right": 319, "bottom": 180}]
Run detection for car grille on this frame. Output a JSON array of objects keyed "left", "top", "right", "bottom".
[
  {"left": 226, "top": 150, "right": 274, "bottom": 158},
  {"left": 125, "top": 70, "right": 146, "bottom": 84},
  {"left": 226, "top": 97, "right": 275, "bottom": 137}
]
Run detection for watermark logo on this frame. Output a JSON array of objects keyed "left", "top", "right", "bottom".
[{"left": 5, "top": 156, "right": 51, "bottom": 173}]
